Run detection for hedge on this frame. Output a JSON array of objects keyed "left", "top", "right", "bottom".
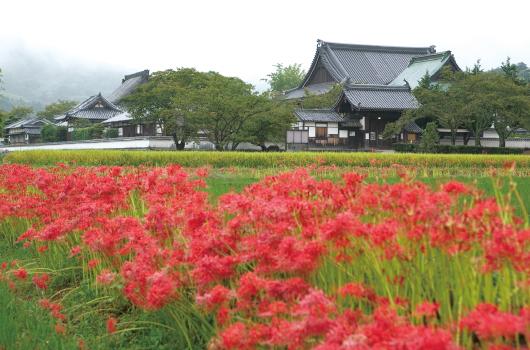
[
  {"left": 393, "top": 143, "right": 525, "bottom": 155},
  {"left": 3, "top": 150, "right": 529, "bottom": 170}
]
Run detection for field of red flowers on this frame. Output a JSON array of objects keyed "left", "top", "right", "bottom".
[{"left": 0, "top": 163, "right": 529, "bottom": 349}]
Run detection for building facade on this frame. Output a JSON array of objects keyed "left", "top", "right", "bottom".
[{"left": 285, "top": 40, "right": 460, "bottom": 150}]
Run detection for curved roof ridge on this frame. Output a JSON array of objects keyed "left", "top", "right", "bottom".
[
  {"left": 319, "top": 40, "right": 436, "bottom": 54},
  {"left": 345, "top": 83, "right": 412, "bottom": 91}
]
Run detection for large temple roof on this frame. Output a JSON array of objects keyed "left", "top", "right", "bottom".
[
  {"left": 107, "top": 70, "right": 149, "bottom": 104},
  {"left": 302, "top": 40, "right": 435, "bottom": 87}
]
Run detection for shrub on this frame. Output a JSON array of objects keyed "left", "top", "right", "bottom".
[
  {"left": 41, "top": 125, "right": 67, "bottom": 143},
  {"left": 71, "top": 124, "right": 104, "bottom": 141},
  {"left": 393, "top": 143, "right": 525, "bottom": 155},
  {"left": 103, "top": 128, "right": 119, "bottom": 139},
  {"left": 419, "top": 122, "right": 439, "bottom": 153}
]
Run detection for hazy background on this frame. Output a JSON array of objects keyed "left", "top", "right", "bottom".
[{"left": 1, "top": 0, "right": 529, "bottom": 110}]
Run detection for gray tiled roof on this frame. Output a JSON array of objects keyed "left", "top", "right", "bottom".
[
  {"left": 404, "top": 121, "right": 423, "bottom": 133},
  {"left": 57, "top": 94, "right": 124, "bottom": 121},
  {"left": 101, "top": 112, "right": 132, "bottom": 124},
  {"left": 284, "top": 82, "right": 335, "bottom": 99},
  {"left": 107, "top": 70, "right": 149, "bottom": 104},
  {"left": 301, "top": 41, "right": 435, "bottom": 87},
  {"left": 294, "top": 109, "right": 345, "bottom": 122},
  {"left": 342, "top": 84, "right": 419, "bottom": 111},
  {"left": 4, "top": 117, "right": 52, "bottom": 129}
]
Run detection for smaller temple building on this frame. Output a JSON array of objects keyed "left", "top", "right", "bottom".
[{"left": 3, "top": 117, "right": 52, "bottom": 145}]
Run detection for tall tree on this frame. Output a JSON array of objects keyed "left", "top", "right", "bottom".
[
  {"left": 173, "top": 71, "right": 276, "bottom": 150},
  {"left": 37, "top": 100, "right": 77, "bottom": 120},
  {"left": 265, "top": 63, "right": 305, "bottom": 95},
  {"left": 234, "top": 99, "right": 295, "bottom": 150},
  {"left": 122, "top": 69, "right": 202, "bottom": 150},
  {"left": 501, "top": 57, "right": 520, "bottom": 83}
]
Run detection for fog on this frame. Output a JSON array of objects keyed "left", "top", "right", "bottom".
[
  {"left": 0, "top": 44, "right": 137, "bottom": 110},
  {"left": 1, "top": 0, "right": 529, "bottom": 111}
]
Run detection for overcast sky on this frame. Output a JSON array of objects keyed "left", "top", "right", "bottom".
[{"left": 1, "top": 0, "right": 529, "bottom": 90}]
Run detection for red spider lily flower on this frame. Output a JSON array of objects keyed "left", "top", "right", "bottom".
[
  {"left": 96, "top": 269, "right": 116, "bottom": 285},
  {"left": 1, "top": 262, "right": 7, "bottom": 270},
  {"left": 442, "top": 181, "right": 469, "bottom": 195},
  {"left": 13, "top": 267, "right": 28, "bottom": 280},
  {"left": 54, "top": 322, "right": 66, "bottom": 335},
  {"left": 196, "top": 285, "right": 232, "bottom": 311},
  {"left": 38, "top": 298, "right": 51, "bottom": 309},
  {"left": 87, "top": 259, "right": 99, "bottom": 269},
  {"left": 69, "top": 246, "right": 82, "bottom": 257},
  {"left": 339, "top": 282, "right": 376, "bottom": 301},
  {"left": 460, "top": 303, "right": 526, "bottom": 340},
  {"left": 106, "top": 316, "right": 117, "bottom": 334},
  {"left": 37, "top": 245, "right": 48, "bottom": 253},
  {"left": 503, "top": 160, "right": 516, "bottom": 172},
  {"left": 414, "top": 301, "right": 440, "bottom": 318},
  {"left": 32, "top": 273, "right": 50, "bottom": 290}
]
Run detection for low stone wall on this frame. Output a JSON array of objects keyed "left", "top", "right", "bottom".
[{"left": 440, "top": 137, "right": 530, "bottom": 149}]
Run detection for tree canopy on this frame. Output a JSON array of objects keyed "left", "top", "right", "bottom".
[
  {"left": 264, "top": 64, "right": 305, "bottom": 95},
  {"left": 385, "top": 68, "right": 530, "bottom": 147},
  {"left": 37, "top": 100, "right": 77, "bottom": 120},
  {"left": 124, "top": 68, "right": 294, "bottom": 150}
]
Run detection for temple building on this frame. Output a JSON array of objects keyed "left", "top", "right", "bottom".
[
  {"left": 3, "top": 117, "right": 52, "bottom": 145},
  {"left": 54, "top": 70, "right": 157, "bottom": 138},
  {"left": 285, "top": 40, "right": 461, "bottom": 149}
]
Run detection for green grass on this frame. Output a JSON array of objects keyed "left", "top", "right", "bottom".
[{"left": 4, "top": 150, "right": 530, "bottom": 172}]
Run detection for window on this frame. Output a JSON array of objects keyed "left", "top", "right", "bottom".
[
  {"left": 370, "top": 132, "right": 376, "bottom": 141},
  {"left": 118, "top": 128, "right": 123, "bottom": 137},
  {"left": 339, "top": 130, "right": 348, "bottom": 138},
  {"left": 349, "top": 131, "right": 356, "bottom": 137},
  {"left": 136, "top": 124, "right": 143, "bottom": 135}
]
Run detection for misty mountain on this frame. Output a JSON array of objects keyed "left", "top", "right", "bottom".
[{"left": 0, "top": 46, "right": 129, "bottom": 111}]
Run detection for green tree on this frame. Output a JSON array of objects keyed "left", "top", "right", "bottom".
[
  {"left": 265, "top": 63, "right": 306, "bottom": 95},
  {"left": 419, "top": 122, "right": 439, "bottom": 152},
  {"left": 235, "top": 99, "right": 295, "bottom": 150},
  {"left": 501, "top": 57, "right": 519, "bottom": 83},
  {"left": 122, "top": 69, "right": 202, "bottom": 150},
  {"left": 300, "top": 84, "right": 343, "bottom": 109},
  {"left": 172, "top": 71, "right": 277, "bottom": 151},
  {"left": 37, "top": 100, "right": 77, "bottom": 120},
  {"left": 4, "top": 106, "right": 33, "bottom": 125},
  {"left": 41, "top": 124, "right": 67, "bottom": 142}
]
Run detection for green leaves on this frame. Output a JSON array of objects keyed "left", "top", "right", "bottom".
[{"left": 264, "top": 63, "right": 306, "bottom": 94}]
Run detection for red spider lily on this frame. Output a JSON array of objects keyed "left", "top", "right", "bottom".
[
  {"left": 460, "top": 303, "right": 527, "bottom": 340},
  {"left": 96, "top": 270, "right": 116, "bottom": 285},
  {"left": 13, "top": 267, "right": 28, "bottom": 280},
  {"left": 55, "top": 322, "right": 66, "bottom": 335},
  {"left": 69, "top": 245, "right": 82, "bottom": 257},
  {"left": 106, "top": 316, "right": 117, "bottom": 334},
  {"left": 32, "top": 273, "right": 50, "bottom": 290},
  {"left": 414, "top": 301, "right": 440, "bottom": 318}
]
